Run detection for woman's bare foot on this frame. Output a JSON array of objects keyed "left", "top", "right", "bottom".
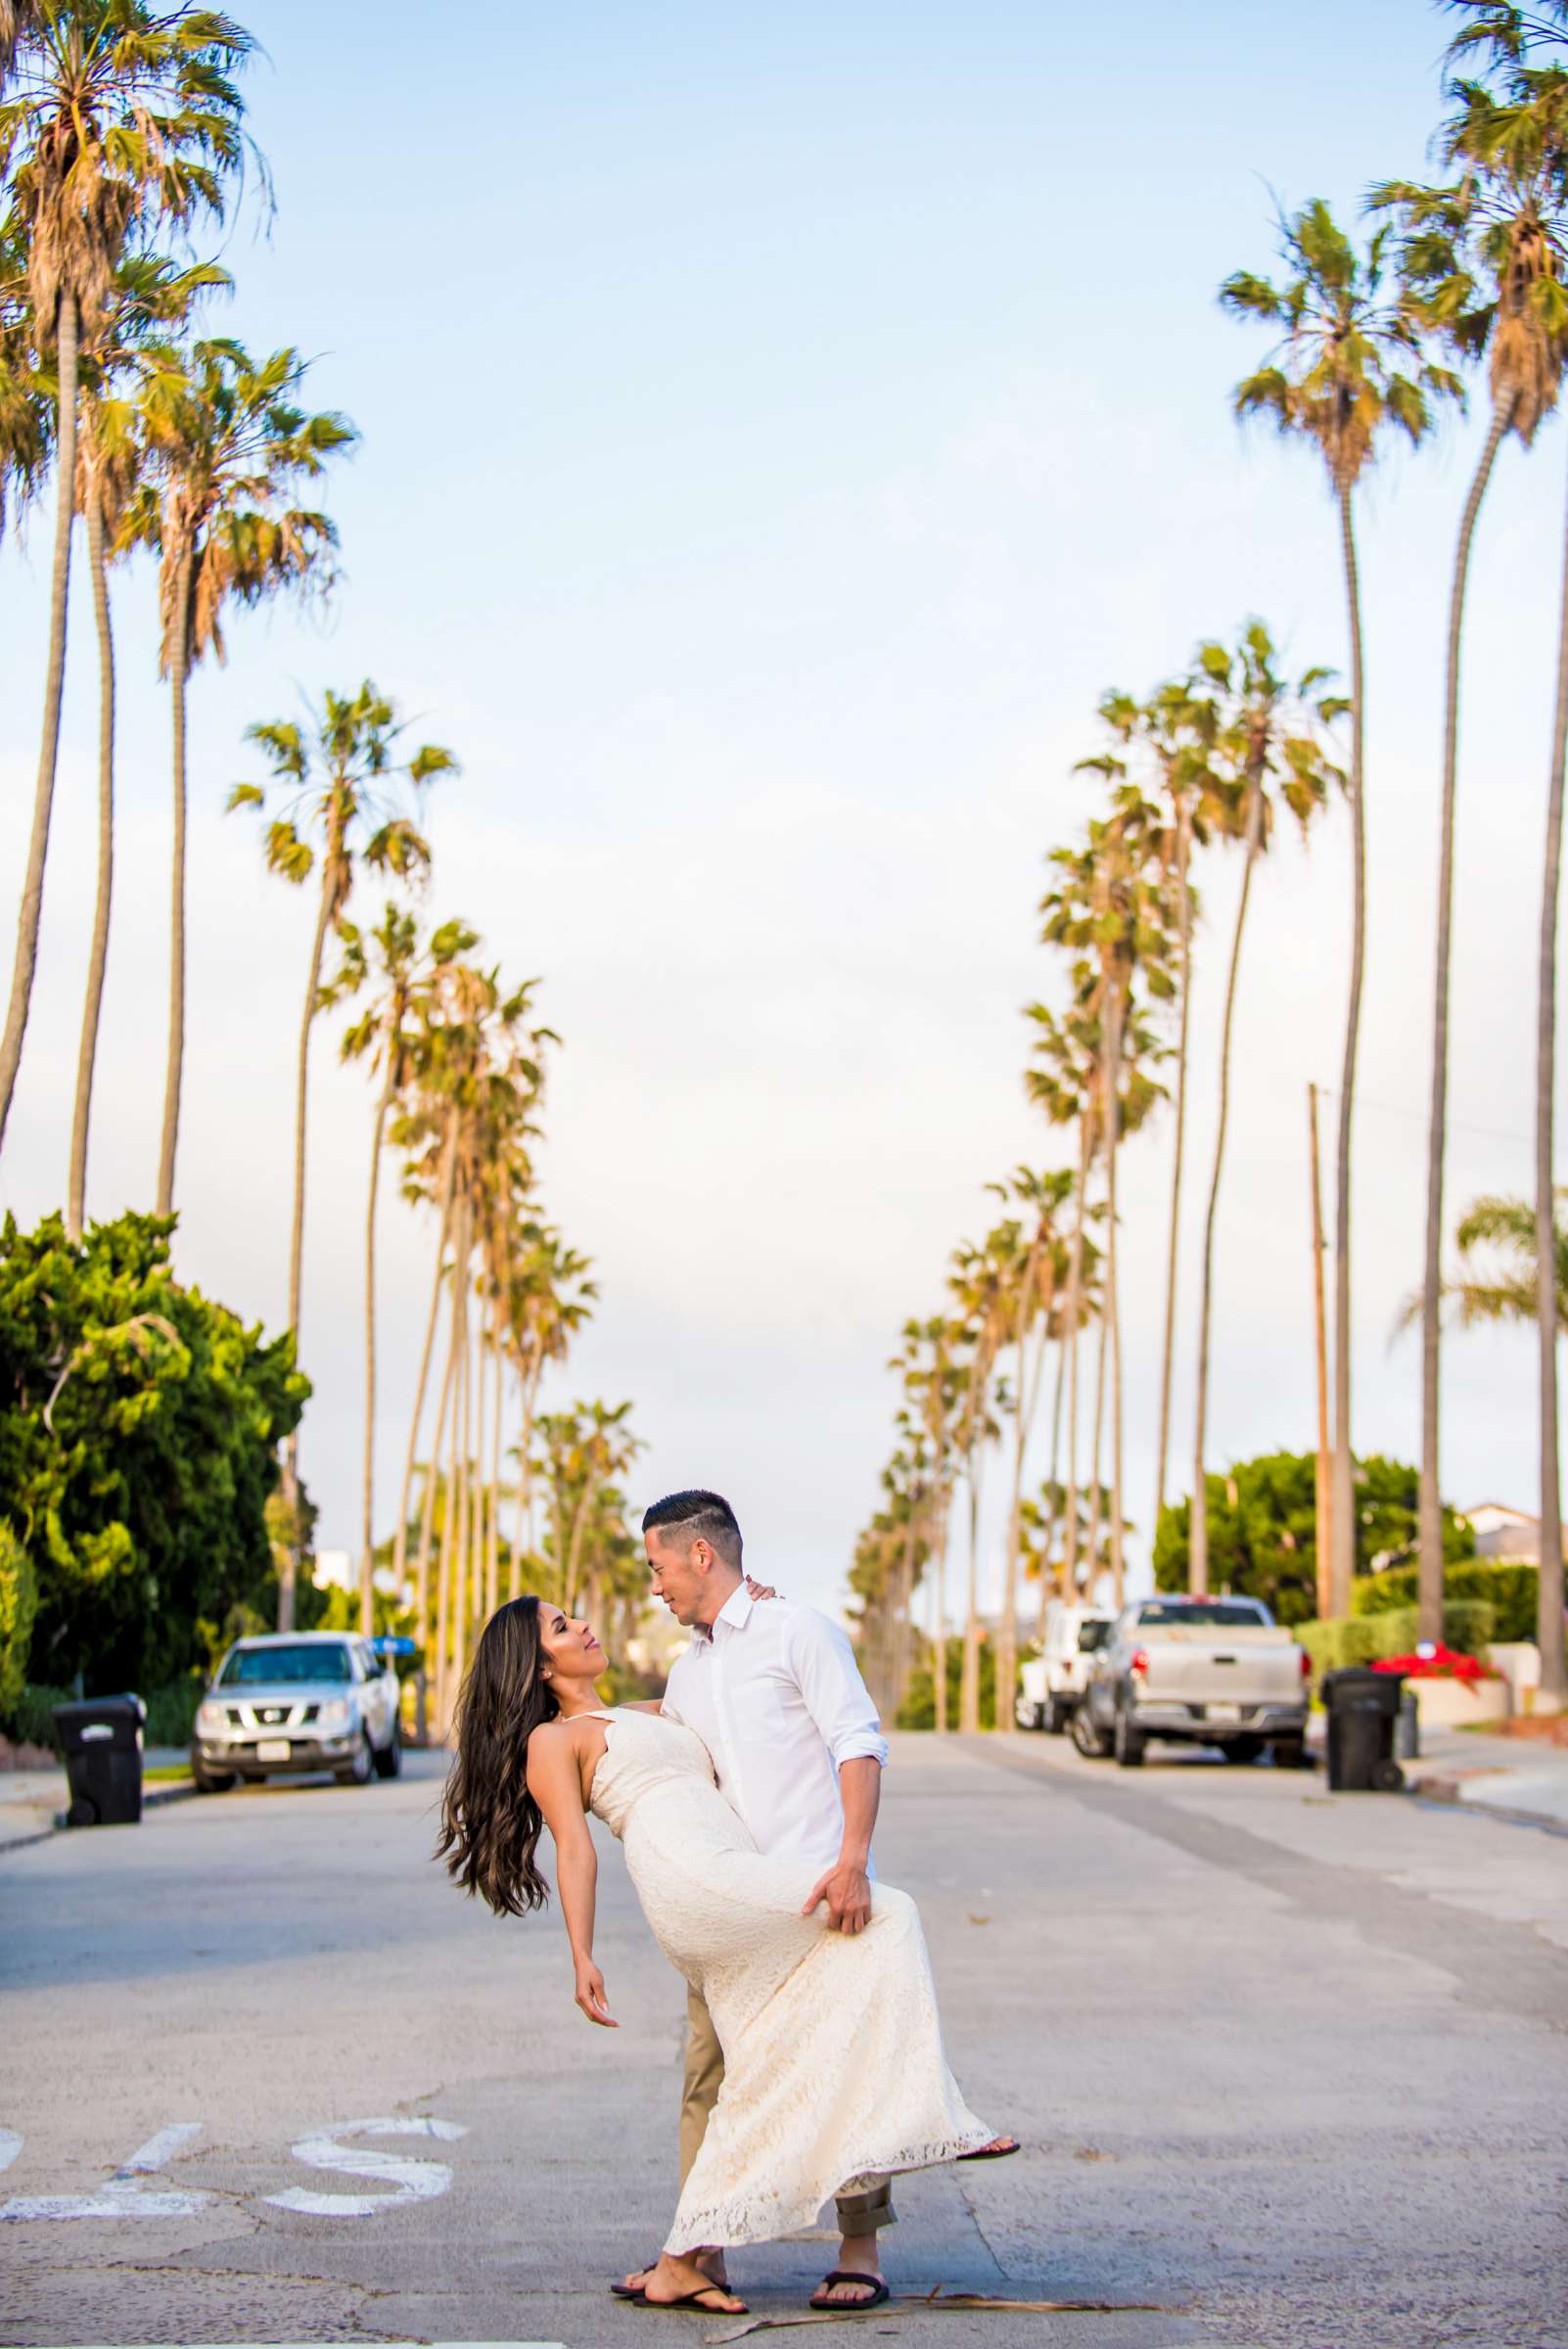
[
  {"left": 957, "top": 2134, "right": 1020, "bottom": 2160},
  {"left": 619, "top": 2245, "right": 727, "bottom": 2297},
  {"left": 641, "top": 2250, "right": 746, "bottom": 2311}
]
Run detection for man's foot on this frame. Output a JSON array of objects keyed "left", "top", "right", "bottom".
[
  {"left": 638, "top": 2251, "right": 747, "bottom": 2313},
  {"left": 618, "top": 2246, "right": 728, "bottom": 2300},
  {"left": 810, "top": 2230, "right": 887, "bottom": 2307}
]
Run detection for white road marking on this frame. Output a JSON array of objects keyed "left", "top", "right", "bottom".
[
  {"left": 0, "top": 2122, "right": 213, "bottom": 2221},
  {"left": 264, "top": 2114, "right": 468, "bottom": 2216}
]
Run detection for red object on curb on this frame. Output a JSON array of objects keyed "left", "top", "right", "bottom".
[{"left": 1370, "top": 1643, "right": 1499, "bottom": 1684}]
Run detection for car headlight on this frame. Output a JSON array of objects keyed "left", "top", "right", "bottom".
[
  {"left": 195, "top": 1700, "right": 225, "bottom": 1737},
  {"left": 317, "top": 1698, "right": 351, "bottom": 1732}
]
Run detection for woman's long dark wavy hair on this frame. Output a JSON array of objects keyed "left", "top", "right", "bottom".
[{"left": 436, "top": 1595, "right": 560, "bottom": 1915}]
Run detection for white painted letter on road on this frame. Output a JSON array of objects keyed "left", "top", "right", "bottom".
[
  {"left": 264, "top": 2115, "right": 468, "bottom": 2217},
  {"left": 0, "top": 2123, "right": 213, "bottom": 2220}
]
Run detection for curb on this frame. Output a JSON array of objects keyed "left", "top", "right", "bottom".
[{"left": 1407, "top": 1772, "right": 1568, "bottom": 1838}]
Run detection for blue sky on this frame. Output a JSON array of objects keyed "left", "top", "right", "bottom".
[{"left": 2, "top": 0, "right": 1559, "bottom": 1619}]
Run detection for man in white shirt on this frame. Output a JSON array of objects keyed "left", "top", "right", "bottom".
[{"left": 621, "top": 1487, "right": 896, "bottom": 2312}]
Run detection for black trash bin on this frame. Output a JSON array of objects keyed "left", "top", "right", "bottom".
[
  {"left": 53, "top": 1694, "right": 146, "bottom": 1825},
  {"left": 1321, "top": 1667, "right": 1406, "bottom": 1793}
]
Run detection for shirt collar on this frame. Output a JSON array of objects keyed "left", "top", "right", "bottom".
[{"left": 692, "top": 1582, "right": 753, "bottom": 1643}]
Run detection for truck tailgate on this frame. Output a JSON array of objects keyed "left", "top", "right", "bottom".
[{"left": 1139, "top": 1627, "right": 1301, "bottom": 1708}]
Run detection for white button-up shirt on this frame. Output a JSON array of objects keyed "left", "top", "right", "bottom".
[{"left": 661, "top": 1587, "right": 888, "bottom": 1869}]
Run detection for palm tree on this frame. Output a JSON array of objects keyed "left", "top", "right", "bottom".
[
  {"left": 129, "top": 338, "right": 356, "bottom": 1215},
  {"left": 331, "top": 907, "right": 477, "bottom": 1635},
  {"left": 1093, "top": 680, "right": 1218, "bottom": 1539},
  {"left": 1222, "top": 200, "right": 1457, "bottom": 1622},
  {"left": 1185, "top": 623, "right": 1345, "bottom": 1593},
  {"left": 1377, "top": 71, "right": 1568, "bottom": 1643},
  {"left": 947, "top": 1239, "right": 1013, "bottom": 1733},
  {"left": 0, "top": 211, "right": 52, "bottom": 537},
  {"left": 236, "top": 683, "right": 454, "bottom": 1629},
  {"left": 1046, "top": 780, "right": 1176, "bottom": 1606},
  {"left": 66, "top": 253, "right": 224, "bottom": 1239},
  {"left": 988, "top": 1166, "right": 1074, "bottom": 1731},
  {"left": 894, "top": 1317, "right": 961, "bottom": 1732},
  {"left": 1418, "top": 1189, "right": 1568, "bottom": 1331},
  {"left": 0, "top": 0, "right": 253, "bottom": 1149}
]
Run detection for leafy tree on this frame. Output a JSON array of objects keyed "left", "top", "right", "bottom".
[
  {"left": 1153, "top": 1451, "right": 1475, "bottom": 1626},
  {"left": 0, "top": 0, "right": 254, "bottom": 1151},
  {"left": 0, "top": 1210, "right": 306, "bottom": 1694},
  {"left": 1222, "top": 200, "right": 1456, "bottom": 1620}
]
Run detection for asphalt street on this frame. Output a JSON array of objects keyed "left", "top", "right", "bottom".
[{"left": 1, "top": 1731, "right": 1565, "bottom": 2349}]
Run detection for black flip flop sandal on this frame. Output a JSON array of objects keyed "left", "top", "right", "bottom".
[
  {"left": 611, "top": 2265, "right": 664, "bottom": 2300},
  {"left": 627, "top": 2285, "right": 751, "bottom": 2314},
  {"left": 809, "top": 2271, "right": 890, "bottom": 2311},
  {"left": 958, "top": 2136, "right": 1021, "bottom": 2161}
]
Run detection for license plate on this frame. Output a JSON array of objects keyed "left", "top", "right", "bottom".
[
  {"left": 255, "top": 1738, "right": 291, "bottom": 1762},
  {"left": 1206, "top": 1703, "right": 1243, "bottom": 1724}
]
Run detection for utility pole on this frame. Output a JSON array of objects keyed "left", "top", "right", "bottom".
[{"left": 1308, "top": 1084, "right": 1334, "bottom": 1617}]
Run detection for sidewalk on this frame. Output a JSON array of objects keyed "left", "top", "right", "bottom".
[
  {"left": 1402, "top": 1719, "right": 1568, "bottom": 1831},
  {"left": 0, "top": 1747, "right": 192, "bottom": 1852}
]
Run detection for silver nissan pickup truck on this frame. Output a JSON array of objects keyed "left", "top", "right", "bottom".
[{"left": 1072, "top": 1593, "right": 1311, "bottom": 1769}]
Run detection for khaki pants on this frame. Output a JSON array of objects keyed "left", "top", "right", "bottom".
[{"left": 679, "top": 1982, "right": 897, "bottom": 2235}]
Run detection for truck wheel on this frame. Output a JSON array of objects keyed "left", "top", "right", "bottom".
[
  {"left": 1222, "top": 1736, "right": 1265, "bottom": 1765},
  {"left": 1070, "top": 1702, "right": 1109, "bottom": 1759},
  {"left": 372, "top": 1727, "right": 402, "bottom": 1779},
  {"left": 1043, "top": 1697, "right": 1066, "bottom": 1736},
  {"left": 192, "top": 1765, "right": 235, "bottom": 1794},
  {"left": 1272, "top": 1737, "right": 1311, "bottom": 1771},
  {"left": 1114, "top": 1707, "right": 1145, "bottom": 1768}
]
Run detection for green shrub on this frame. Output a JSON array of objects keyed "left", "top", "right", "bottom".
[
  {"left": 0, "top": 1679, "right": 71, "bottom": 1751},
  {"left": 896, "top": 1638, "right": 996, "bottom": 1730},
  {"left": 0, "top": 1519, "right": 36, "bottom": 1718},
  {"left": 1352, "top": 1560, "right": 1536, "bottom": 1643},
  {"left": 1441, "top": 1598, "right": 1496, "bottom": 1654},
  {"left": 142, "top": 1674, "right": 204, "bottom": 1747},
  {"left": 1298, "top": 1598, "right": 1499, "bottom": 1690}
]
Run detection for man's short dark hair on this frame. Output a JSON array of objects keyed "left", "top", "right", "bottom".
[{"left": 642, "top": 1489, "right": 743, "bottom": 1570}]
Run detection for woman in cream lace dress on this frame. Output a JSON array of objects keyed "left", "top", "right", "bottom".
[{"left": 438, "top": 1594, "right": 1000, "bottom": 2317}]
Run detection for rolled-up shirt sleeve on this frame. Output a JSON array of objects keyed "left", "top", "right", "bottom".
[{"left": 789, "top": 1609, "right": 890, "bottom": 1771}]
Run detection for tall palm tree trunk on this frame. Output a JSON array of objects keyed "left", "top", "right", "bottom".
[
  {"left": 1038, "top": 1332, "right": 1068, "bottom": 1638},
  {"left": 933, "top": 1495, "right": 950, "bottom": 1734},
  {"left": 1190, "top": 787, "right": 1265, "bottom": 1593},
  {"left": 485, "top": 1321, "right": 503, "bottom": 1623},
  {"left": 67, "top": 485, "right": 115, "bottom": 1240},
  {"left": 156, "top": 547, "right": 194, "bottom": 1219},
  {"left": 392, "top": 1140, "right": 456, "bottom": 1597},
  {"left": 0, "top": 291, "right": 78, "bottom": 1148},
  {"left": 1088, "top": 1308, "right": 1108, "bottom": 1593},
  {"left": 510, "top": 1365, "right": 539, "bottom": 1602},
  {"left": 1062, "top": 1118, "right": 1092, "bottom": 1586},
  {"left": 1419, "top": 400, "right": 1516, "bottom": 1640},
  {"left": 1535, "top": 454, "right": 1568, "bottom": 1712},
  {"left": 1330, "top": 484, "right": 1366, "bottom": 1620},
  {"left": 274, "top": 849, "right": 339, "bottom": 1630},
  {"left": 1105, "top": 980, "right": 1127, "bottom": 1608},
  {"left": 1154, "top": 807, "right": 1192, "bottom": 1533},
  {"left": 893, "top": 1506, "right": 918, "bottom": 1718},
  {"left": 959, "top": 1462, "right": 982, "bottom": 1734},
  {"left": 452, "top": 1306, "right": 475, "bottom": 1706},
  {"left": 413, "top": 1312, "right": 459, "bottom": 1745},
  {"left": 360, "top": 1053, "right": 397, "bottom": 1635},
  {"left": 997, "top": 1257, "right": 1044, "bottom": 1731}
]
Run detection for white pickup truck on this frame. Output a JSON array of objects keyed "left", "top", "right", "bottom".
[
  {"left": 1015, "top": 1601, "right": 1116, "bottom": 1733},
  {"left": 1072, "top": 1593, "right": 1311, "bottom": 1769}
]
